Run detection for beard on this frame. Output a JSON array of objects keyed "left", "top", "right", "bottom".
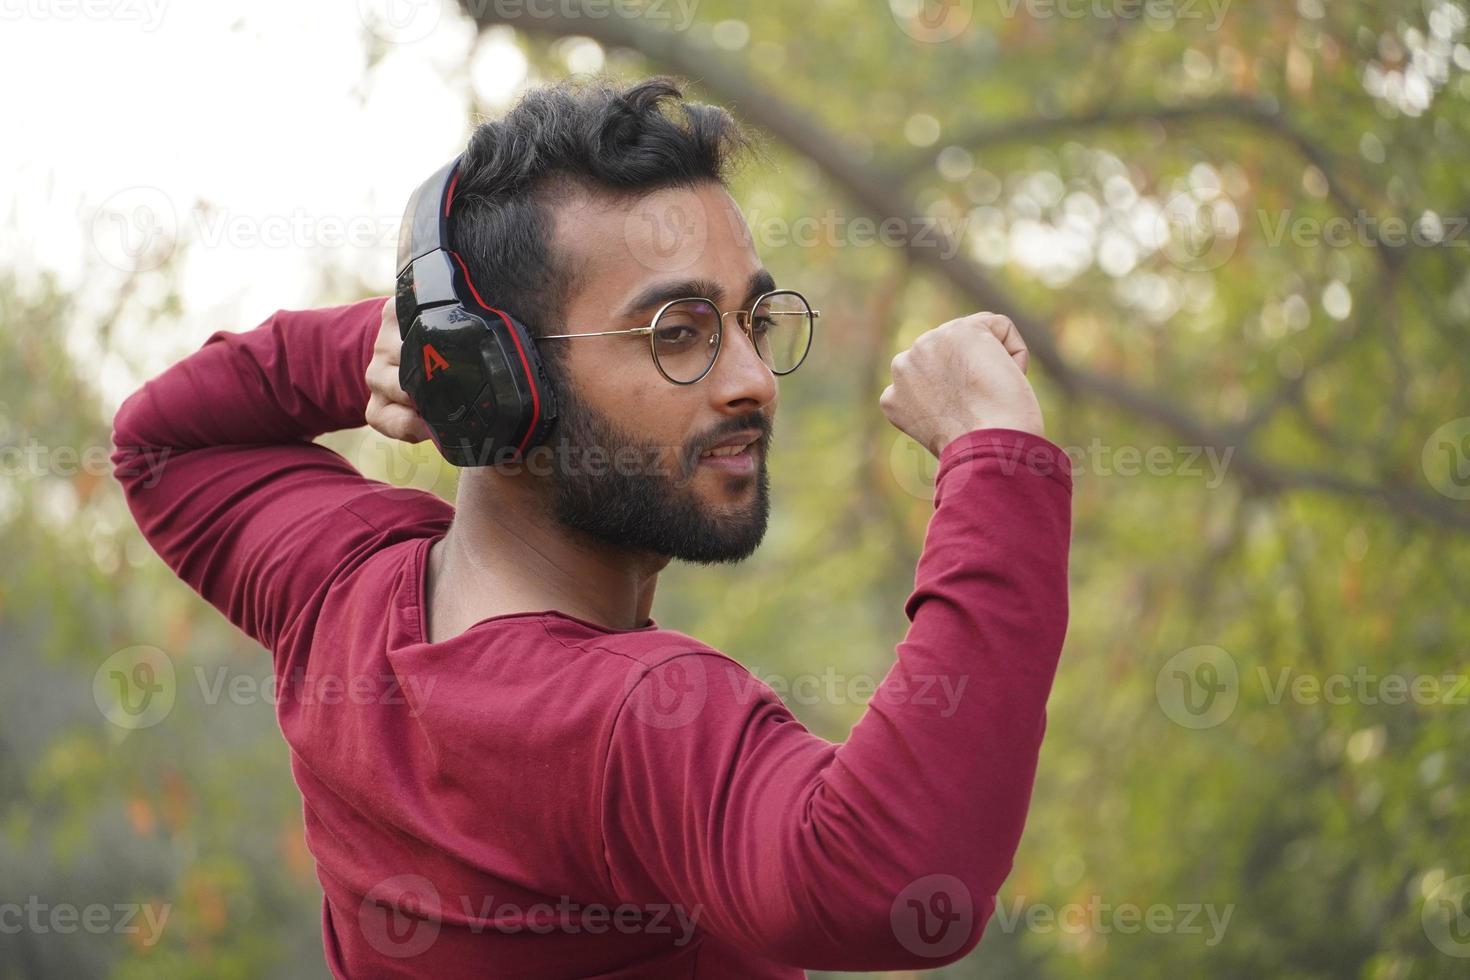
[{"left": 537, "top": 384, "right": 771, "bottom": 565}]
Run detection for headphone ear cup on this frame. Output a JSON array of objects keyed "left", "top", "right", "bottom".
[
  {"left": 474, "top": 309, "right": 559, "bottom": 460},
  {"left": 394, "top": 291, "right": 418, "bottom": 344},
  {"left": 394, "top": 156, "right": 557, "bottom": 466},
  {"left": 398, "top": 306, "right": 488, "bottom": 465},
  {"left": 397, "top": 304, "right": 557, "bottom": 467}
]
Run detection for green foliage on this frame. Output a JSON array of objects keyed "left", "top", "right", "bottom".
[{"left": 5, "top": 0, "right": 1469, "bottom": 976}]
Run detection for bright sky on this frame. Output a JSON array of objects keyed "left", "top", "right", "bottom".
[
  {"left": 9, "top": 0, "right": 1457, "bottom": 412},
  {"left": 0, "top": 0, "right": 1255, "bottom": 413},
  {"left": 0, "top": 0, "right": 559, "bottom": 405}
]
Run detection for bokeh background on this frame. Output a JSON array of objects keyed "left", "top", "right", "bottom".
[{"left": 3, "top": 0, "right": 1469, "bottom": 977}]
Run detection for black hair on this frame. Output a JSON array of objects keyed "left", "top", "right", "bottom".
[{"left": 448, "top": 75, "right": 753, "bottom": 378}]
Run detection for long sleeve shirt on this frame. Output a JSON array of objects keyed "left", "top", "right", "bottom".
[{"left": 110, "top": 296, "right": 1073, "bottom": 978}]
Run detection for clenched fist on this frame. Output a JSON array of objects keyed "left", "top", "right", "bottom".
[
  {"left": 879, "top": 312, "right": 1044, "bottom": 458},
  {"left": 365, "top": 297, "right": 433, "bottom": 444}
]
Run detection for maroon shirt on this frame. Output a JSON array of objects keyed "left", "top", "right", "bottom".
[{"left": 111, "top": 297, "right": 1073, "bottom": 978}]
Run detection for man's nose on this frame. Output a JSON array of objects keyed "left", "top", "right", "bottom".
[{"left": 707, "top": 314, "right": 777, "bottom": 411}]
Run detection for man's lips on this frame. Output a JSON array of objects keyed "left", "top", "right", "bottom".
[
  {"left": 696, "top": 430, "right": 763, "bottom": 473},
  {"left": 697, "top": 442, "right": 758, "bottom": 473}
]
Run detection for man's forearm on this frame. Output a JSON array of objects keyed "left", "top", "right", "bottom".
[
  {"left": 790, "top": 427, "right": 1072, "bottom": 961},
  {"left": 109, "top": 297, "right": 394, "bottom": 650},
  {"left": 111, "top": 297, "right": 384, "bottom": 457}
]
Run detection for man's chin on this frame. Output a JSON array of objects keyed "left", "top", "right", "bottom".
[
  {"left": 634, "top": 486, "right": 770, "bottom": 565},
  {"left": 549, "top": 469, "right": 769, "bottom": 565},
  {"left": 666, "top": 520, "right": 768, "bottom": 565}
]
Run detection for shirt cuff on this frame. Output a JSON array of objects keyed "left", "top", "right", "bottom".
[{"left": 934, "top": 427, "right": 1074, "bottom": 496}]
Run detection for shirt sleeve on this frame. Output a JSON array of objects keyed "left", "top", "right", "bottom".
[
  {"left": 110, "top": 296, "right": 450, "bottom": 654},
  {"left": 599, "top": 429, "right": 1073, "bottom": 972}
]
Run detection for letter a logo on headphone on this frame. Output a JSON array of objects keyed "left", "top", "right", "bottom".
[{"left": 422, "top": 343, "right": 449, "bottom": 380}]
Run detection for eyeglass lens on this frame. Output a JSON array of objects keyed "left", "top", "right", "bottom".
[{"left": 651, "top": 292, "right": 813, "bottom": 383}]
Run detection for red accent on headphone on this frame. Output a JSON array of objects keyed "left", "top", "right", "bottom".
[
  {"left": 443, "top": 169, "right": 542, "bottom": 458},
  {"left": 422, "top": 343, "right": 449, "bottom": 380},
  {"left": 444, "top": 171, "right": 459, "bottom": 218}
]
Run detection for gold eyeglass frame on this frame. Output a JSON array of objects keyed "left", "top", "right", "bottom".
[{"left": 535, "top": 288, "right": 819, "bottom": 385}]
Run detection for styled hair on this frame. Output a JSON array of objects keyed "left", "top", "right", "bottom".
[{"left": 449, "top": 76, "right": 753, "bottom": 377}]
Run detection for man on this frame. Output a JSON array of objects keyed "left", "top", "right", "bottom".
[{"left": 112, "top": 77, "right": 1072, "bottom": 978}]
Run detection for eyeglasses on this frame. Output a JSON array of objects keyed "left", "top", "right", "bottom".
[{"left": 535, "top": 289, "right": 818, "bottom": 385}]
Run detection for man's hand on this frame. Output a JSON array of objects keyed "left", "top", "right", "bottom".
[
  {"left": 365, "top": 298, "right": 433, "bottom": 443},
  {"left": 879, "top": 312, "right": 1044, "bottom": 457}
]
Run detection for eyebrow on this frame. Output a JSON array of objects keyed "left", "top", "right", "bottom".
[{"left": 618, "top": 269, "right": 779, "bottom": 320}]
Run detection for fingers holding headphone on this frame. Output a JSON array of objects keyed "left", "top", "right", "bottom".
[
  {"left": 365, "top": 297, "right": 431, "bottom": 443},
  {"left": 366, "top": 390, "right": 432, "bottom": 443},
  {"left": 366, "top": 358, "right": 415, "bottom": 410}
]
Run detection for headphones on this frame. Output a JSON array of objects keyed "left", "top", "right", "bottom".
[{"left": 395, "top": 155, "right": 558, "bottom": 467}]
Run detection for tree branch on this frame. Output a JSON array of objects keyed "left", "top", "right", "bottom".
[
  {"left": 905, "top": 95, "right": 1398, "bottom": 260},
  {"left": 452, "top": 4, "right": 1470, "bottom": 532}
]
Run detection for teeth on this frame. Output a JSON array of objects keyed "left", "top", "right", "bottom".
[{"left": 702, "top": 443, "right": 751, "bottom": 458}]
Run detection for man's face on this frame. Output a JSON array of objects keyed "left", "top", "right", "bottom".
[{"left": 538, "top": 180, "right": 779, "bottom": 565}]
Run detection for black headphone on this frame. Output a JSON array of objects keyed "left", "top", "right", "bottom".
[{"left": 395, "top": 155, "right": 558, "bottom": 467}]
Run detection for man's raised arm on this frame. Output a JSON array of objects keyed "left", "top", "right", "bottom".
[
  {"left": 110, "top": 296, "right": 447, "bottom": 653},
  {"left": 599, "top": 314, "right": 1072, "bottom": 971}
]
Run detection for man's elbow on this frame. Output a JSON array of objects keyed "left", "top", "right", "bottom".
[
  {"left": 109, "top": 387, "right": 170, "bottom": 491},
  {"left": 847, "top": 878, "right": 990, "bottom": 970},
  {"left": 761, "top": 878, "right": 991, "bottom": 972}
]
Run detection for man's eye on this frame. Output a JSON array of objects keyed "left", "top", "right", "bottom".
[
  {"left": 654, "top": 324, "right": 698, "bottom": 345},
  {"left": 751, "top": 316, "right": 775, "bottom": 334}
]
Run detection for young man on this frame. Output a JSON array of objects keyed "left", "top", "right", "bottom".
[{"left": 112, "top": 78, "right": 1072, "bottom": 978}]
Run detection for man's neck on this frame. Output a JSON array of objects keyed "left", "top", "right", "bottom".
[{"left": 424, "top": 472, "right": 667, "bottom": 641}]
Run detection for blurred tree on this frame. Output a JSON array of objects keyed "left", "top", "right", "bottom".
[
  {"left": 3, "top": 0, "right": 1467, "bottom": 978},
  {"left": 455, "top": 2, "right": 1470, "bottom": 978}
]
